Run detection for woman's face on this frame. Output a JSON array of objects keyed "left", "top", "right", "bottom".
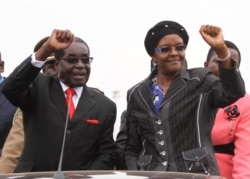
[{"left": 152, "top": 34, "right": 186, "bottom": 76}]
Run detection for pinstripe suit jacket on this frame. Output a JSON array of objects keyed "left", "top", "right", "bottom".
[
  {"left": 1, "top": 56, "right": 117, "bottom": 172},
  {"left": 125, "top": 66, "right": 245, "bottom": 175}
]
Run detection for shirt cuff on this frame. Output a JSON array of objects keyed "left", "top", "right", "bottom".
[{"left": 31, "top": 53, "right": 45, "bottom": 68}]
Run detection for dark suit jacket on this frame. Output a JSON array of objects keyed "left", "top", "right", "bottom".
[
  {"left": 2, "top": 56, "right": 117, "bottom": 172},
  {"left": 0, "top": 82, "right": 17, "bottom": 156}
]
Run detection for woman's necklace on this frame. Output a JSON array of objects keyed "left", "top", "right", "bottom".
[
  {"left": 161, "top": 87, "right": 168, "bottom": 96},
  {"left": 156, "top": 78, "right": 168, "bottom": 96}
]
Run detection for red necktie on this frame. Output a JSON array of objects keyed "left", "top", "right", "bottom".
[{"left": 65, "top": 88, "right": 76, "bottom": 120}]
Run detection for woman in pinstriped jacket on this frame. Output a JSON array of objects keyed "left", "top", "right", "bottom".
[{"left": 124, "top": 20, "right": 245, "bottom": 176}]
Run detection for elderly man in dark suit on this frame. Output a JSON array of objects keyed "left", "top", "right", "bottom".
[
  {"left": 2, "top": 30, "right": 117, "bottom": 172},
  {"left": 0, "top": 52, "right": 17, "bottom": 156}
]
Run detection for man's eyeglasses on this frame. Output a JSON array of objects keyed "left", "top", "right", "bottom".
[
  {"left": 155, "top": 44, "right": 186, "bottom": 53},
  {"left": 61, "top": 57, "right": 93, "bottom": 64},
  {"left": 0, "top": 61, "right": 4, "bottom": 66}
]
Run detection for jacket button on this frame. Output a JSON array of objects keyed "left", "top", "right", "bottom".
[
  {"left": 157, "top": 130, "right": 163, "bottom": 135},
  {"left": 158, "top": 141, "right": 164, "bottom": 145},
  {"left": 162, "top": 161, "right": 167, "bottom": 166},
  {"left": 155, "top": 120, "right": 161, "bottom": 125},
  {"left": 160, "top": 151, "right": 166, "bottom": 156}
]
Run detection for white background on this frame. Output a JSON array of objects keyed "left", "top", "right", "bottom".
[{"left": 1, "top": 0, "right": 249, "bottom": 137}]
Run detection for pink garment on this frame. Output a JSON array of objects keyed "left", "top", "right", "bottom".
[{"left": 212, "top": 94, "right": 250, "bottom": 179}]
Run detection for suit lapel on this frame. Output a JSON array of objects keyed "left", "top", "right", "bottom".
[
  {"left": 139, "top": 81, "right": 156, "bottom": 111},
  {"left": 50, "top": 80, "right": 68, "bottom": 120},
  {"left": 50, "top": 82, "right": 96, "bottom": 123},
  {"left": 164, "top": 76, "right": 186, "bottom": 100},
  {"left": 164, "top": 69, "right": 189, "bottom": 100},
  {"left": 72, "top": 87, "right": 96, "bottom": 122}
]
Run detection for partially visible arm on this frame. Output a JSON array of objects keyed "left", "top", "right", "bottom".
[
  {"left": 35, "top": 29, "right": 74, "bottom": 62},
  {"left": 1, "top": 29, "right": 74, "bottom": 107},
  {"left": 232, "top": 95, "right": 250, "bottom": 178},
  {"left": 200, "top": 25, "right": 233, "bottom": 69},
  {"left": 0, "top": 108, "right": 24, "bottom": 173},
  {"left": 115, "top": 110, "right": 128, "bottom": 170},
  {"left": 200, "top": 25, "right": 245, "bottom": 107}
]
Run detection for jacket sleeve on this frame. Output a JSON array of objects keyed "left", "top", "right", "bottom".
[
  {"left": 1, "top": 56, "right": 41, "bottom": 107},
  {"left": 115, "top": 110, "right": 128, "bottom": 170},
  {"left": 211, "top": 66, "right": 245, "bottom": 108}
]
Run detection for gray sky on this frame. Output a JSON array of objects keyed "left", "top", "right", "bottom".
[{"left": 1, "top": 0, "right": 249, "bottom": 137}]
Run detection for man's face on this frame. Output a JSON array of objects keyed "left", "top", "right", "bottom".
[
  {"left": 0, "top": 53, "right": 4, "bottom": 74},
  {"left": 57, "top": 41, "right": 92, "bottom": 87},
  {"left": 205, "top": 48, "right": 240, "bottom": 77}
]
